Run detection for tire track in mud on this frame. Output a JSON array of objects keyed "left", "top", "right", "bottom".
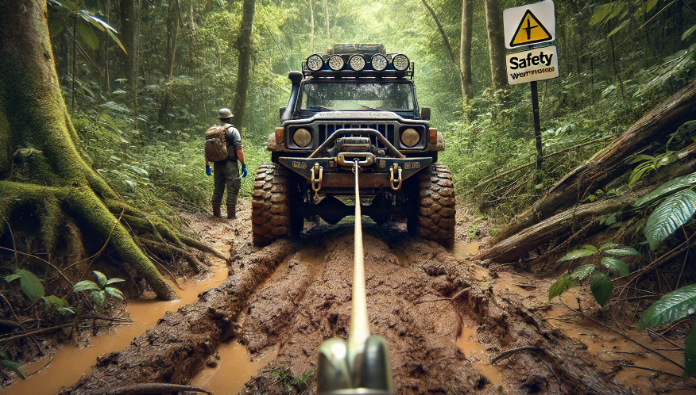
[
  {"left": 238, "top": 230, "right": 629, "bottom": 395},
  {"left": 59, "top": 216, "right": 629, "bottom": 394}
]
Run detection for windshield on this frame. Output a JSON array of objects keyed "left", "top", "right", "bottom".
[{"left": 298, "top": 81, "right": 415, "bottom": 112}]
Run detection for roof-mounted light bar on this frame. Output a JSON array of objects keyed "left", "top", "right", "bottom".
[{"left": 302, "top": 51, "right": 412, "bottom": 78}]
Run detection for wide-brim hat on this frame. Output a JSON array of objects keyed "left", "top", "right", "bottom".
[{"left": 218, "top": 108, "right": 234, "bottom": 119}]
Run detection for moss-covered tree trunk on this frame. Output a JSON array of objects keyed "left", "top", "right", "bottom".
[{"left": 0, "top": 0, "right": 176, "bottom": 300}]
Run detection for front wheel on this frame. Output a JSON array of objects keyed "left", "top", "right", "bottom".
[
  {"left": 413, "top": 164, "right": 456, "bottom": 246},
  {"left": 251, "top": 163, "right": 290, "bottom": 246}
]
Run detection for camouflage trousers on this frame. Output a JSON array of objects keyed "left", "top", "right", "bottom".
[{"left": 212, "top": 159, "right": 241, "bottom": 208}]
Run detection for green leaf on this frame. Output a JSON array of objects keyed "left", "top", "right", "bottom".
[
  {"left": 601, "top": 257, "right": 629, "bottom": 276},
  {"left": 549, "top": 275, "right": 579, "bottom": 301},
  {"left": 684, "top": 324, "right": 696, "bottom": 378},
  {"left": 581, "top": 244, "right": 598, "bottom": 253},
  {"left": 600, "top": 241, "right": 618, "bottom": 252},
  {"left": 106, "top": 278, "right": 125, "bottom": 285},
  {"left": 634, "top": 171, "right": 696, "bottom": 208},
  {"left": 76, "top": 19, "right": 99, "bottom": 51},
  {"left": 638, "top": 284, "right": 696, "bottom": 330},
  {"left": 571, "top": 264, "right": 597, "bottom": 281},
  {"left": 57, "top": 307, "right": 75, "bottom": 315},
  {"left": 629, "top": 154, "right": 656, "bottom": 164},
  {"left": 589, "top": 3, "right": 614, "bottom": 26},
  {"left": 105, "top": 287, "right": 125, "bottom": 300},
  {"left": 558, "top": 248, "right": 597, "bottom": 262},
  {"left": 607, "top": 19, "right": 630, "bottom": 38},
  {"left": 647, "top": 0, "right": 659, "bottom": 13},
  {"left": 604, "top": 247, "right": 640, "bottom": 256},
  {"left": 42, "top": 295, "right": 69, "bottom": 309},
  {"left": 1, "top": 359, "right": 26, "bottom": 379},
  {"left": 93, "top": 271, "right": 107, "bottom": 288},
  {"left": 105, "top": 28, "right": 127, "bottom": 54},
  {"left": 644, "top": 190, "right": 696, "bottom": 250},
  {"left": 591, "top": 273, "right": 613, "bottom": 307},
  {"left": 73, "top": 280, "right": 100, "bottom": 293},
  {"left": 15, "top": 269, "right": 45, "bottom": 301},
  {"left": 92, "top": 290, "right": 106, "bottom": 306},
  {"left": 4, "top": 274, "right": 20, "bottom": 283}
]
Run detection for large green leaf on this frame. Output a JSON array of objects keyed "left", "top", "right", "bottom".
[
  {"left": 571, "top": 264, "right": 596, "bottom": 281},
  {"left": 685, "top": 324, "right": 696, "bottom": 379},
  {"left": 590, "top": 273, "right": 613, "bottom": 307},
  {"left": 589, "top": 3, "right": 614, "bottom": 26},
  {"left": 76, "top": 19, "right": 99, "bottom": 51},
  {"left": 638, "top": 284, "right": 696, "bottom": 330},
  {"left": 604, "top": 247, "right": 640, "bottom": 256},
  {"left": 601, "top": 257, "right": 629, "bottom": 276},
  {"left": 106, "top": 278, "right": 125, "bottom": 285},
  {"left": 15, "top": 269, "right": 45, "bottom": 301},
  {"left": 92, "top": 290, "right": 106, "bottom": 306},
  {"left": 105, "top": 287, "right": 124, "bottom": 300},
  {"left": 634, "top": 171, "right": 696, "bottom": 208},
  {"left": 549, "top": 275, "right": 578, "bottom": 301},
  {"left": 42, "top": 295, "right": 69, "bottom": 309},
  {"left": 558, "top": 248, "right": 597, "bottom": 262},
  {"left": 93, "top": 271, "right": 107, "bottom": 288},
  {"left": 73, "top": 280, "right": 100, "bottom": 293},
  {"left": 644, "top": 190, "right": 696, "bottom": 250}
]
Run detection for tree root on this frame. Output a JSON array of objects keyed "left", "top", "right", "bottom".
[
  {"left": 491, "top": 346, "right": 543, "bottom": 364},
  {"left": 138, "top": 238, "right": 206, "bottom": 274},
  {"left": 103, "top": 383, "right": 211, "bottom": 395},
  {"left": 179, "top": 235, "right": 227, "bottom": 261},
  {"left": 0, "top": 181, "right": 176, "bottom": 300}
]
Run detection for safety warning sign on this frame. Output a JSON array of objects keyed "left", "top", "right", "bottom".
[
  {"left": 506, "top": 45, "right": 559, "bottom": 85},
  {"left": 504, "top": 0, "right": 555, "bottom": 49}
]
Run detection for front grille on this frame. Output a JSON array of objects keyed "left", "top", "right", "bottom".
[{"left": 317, "top": 123, "right": 395, "bottom": 149}]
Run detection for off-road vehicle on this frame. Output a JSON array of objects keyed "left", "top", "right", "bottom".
[{"left": 253, "top": 44, "right": 455, "bottom": 246}]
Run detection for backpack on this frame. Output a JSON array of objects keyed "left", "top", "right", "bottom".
[{"left": 204, "top": 125, "right": 230, "bottom": 162}]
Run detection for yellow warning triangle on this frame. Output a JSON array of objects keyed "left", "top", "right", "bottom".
[{"left": 510, "top": 10, "right": 552, "bottom": 47}]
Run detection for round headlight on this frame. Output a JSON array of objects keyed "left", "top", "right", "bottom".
[
  {"left": 349, "top": 54, "right": 366, "bottom": 71},
  {"left": 328, "top": 55, "right": 345, "bottom": 71},
  {"left": 306, "top": 54, "right": 324, "bottom": 71},
  {"left": 293, "top": 128, "right": 312, "bottom": 147},
  {"left": 371, "top": 54, "right": 388, "bottom": 71},
  {"left": 401, "top": 128, "right": 419, "bottom": 148},
  {"left": 392, "top": 54, "right": 410, "bottom": 71}
]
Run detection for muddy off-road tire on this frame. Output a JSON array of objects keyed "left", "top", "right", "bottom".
[
  {"left": 413, "top": 163, "right": 456, "bottom": 246},
  {"left": 252, "top": 163, "right": 291, "bottom": 246}
]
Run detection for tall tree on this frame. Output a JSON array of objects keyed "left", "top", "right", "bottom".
[
  {"left": 460, "top": 0, "right": 474, "bottom": 106},
  {"left": 0, "top": 0, "right": 179, "bottom": 300},
  {"left": 159, "top": 0, "right": 179, "bottom": 125},
  {"left": 484, "top": 0, "right": 506, "bottom": 91},
  {"left": 324, "top": 0, "right": 330, "bottom": 47},
  {"left": 232, "top": 0, "right": 256, "bottom": 130},
  {"left": 119, "top": 0, "right": 136, "bottom": 94},
  {"left": 309, "top": 0, "right": 315, "bottom": 53}
]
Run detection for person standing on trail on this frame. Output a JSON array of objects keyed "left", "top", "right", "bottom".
[{"left": 204, "top": 108, "right": 247, "bottom": 219}]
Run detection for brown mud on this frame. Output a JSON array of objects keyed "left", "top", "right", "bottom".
[{"left": 6, "top": 203, "right": 696, "bottom": 394}]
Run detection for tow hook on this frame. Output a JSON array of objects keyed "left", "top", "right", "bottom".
[
  {"left": 311, "top": 162, "right": 323, "bottom": 199},
  {"left": 390, "top": 164, "right": 402, "bottom": 191}
]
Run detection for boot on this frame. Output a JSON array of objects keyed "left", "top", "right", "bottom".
[
  {"left": 227, "top": 205, "right": 236, "bottom": 219},
  {"left": 212, "top": 204, "right": 221, "bottom": 217}
]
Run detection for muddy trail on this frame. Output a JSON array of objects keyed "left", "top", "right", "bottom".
[{"left": 14, "top": 203, "right": 691, "bottom": 395}]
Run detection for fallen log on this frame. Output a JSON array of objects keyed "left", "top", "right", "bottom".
[
  {"left": 494, "top": 79, "right": 696, "bottom": 243},
  {"left": 477, "top": 194, "right": 636, "bottom": 263}
]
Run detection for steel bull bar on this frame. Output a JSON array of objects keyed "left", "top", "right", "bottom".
[
  {"left": 278, "top": 129, "right": 433, "bottom": 193},
  {"left": 316, "top": 160, "right": 395, "bottom": 395}
]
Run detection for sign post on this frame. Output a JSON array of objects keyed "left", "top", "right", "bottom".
[{"left": 503, "top": 0, "right": 558, "bottom": 183}]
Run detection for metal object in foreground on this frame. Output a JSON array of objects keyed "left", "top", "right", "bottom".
[{"left": 316, "top": 160, "right": 394, "bottom": 395}]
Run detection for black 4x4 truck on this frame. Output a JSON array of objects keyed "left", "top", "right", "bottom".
[{"left": 252, "top": 44, "right": 455, "bottom": 246}]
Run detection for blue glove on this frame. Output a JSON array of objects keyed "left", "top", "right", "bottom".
[
  {"left": 205, "top": 165, "right": 212, "bottom": 176},
  {"left": 241, "top": 164, "right": 248, "bottom": 178}
]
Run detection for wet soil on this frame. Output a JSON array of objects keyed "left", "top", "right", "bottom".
[{"left": 8, "top": 202, "right": 696, "bottom": 394}]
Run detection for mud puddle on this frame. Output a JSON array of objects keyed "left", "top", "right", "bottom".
[{"left": 2, "top": 264, "right": 228, "bottom": 395}]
